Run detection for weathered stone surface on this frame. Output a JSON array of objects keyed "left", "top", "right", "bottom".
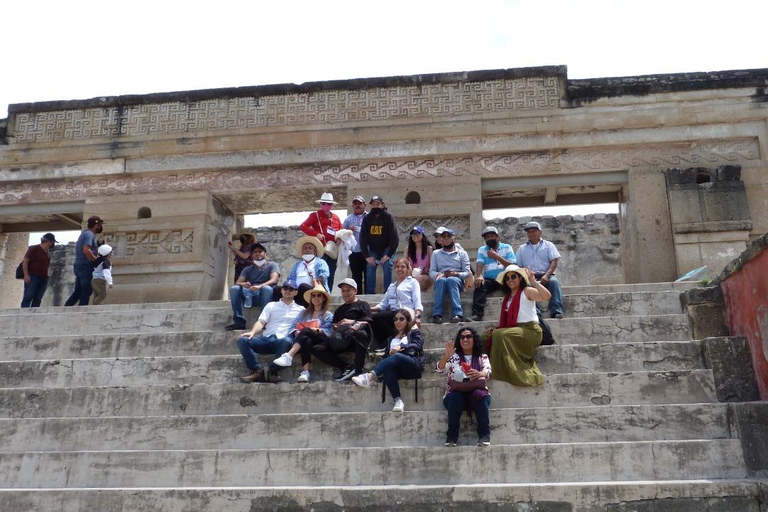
[
  {"left": 730, "top": 402, "right": 768, "bottom": 478},
  {"left": 702, "top": 336, "right": 760, "bottom": 402}
]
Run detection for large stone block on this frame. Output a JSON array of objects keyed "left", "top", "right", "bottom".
[
  {"left": 701, "top": 336, "right": 759, "bottom": 402},
  {"left": 730, "top": 402, "right": 768, "bottom": 477}
]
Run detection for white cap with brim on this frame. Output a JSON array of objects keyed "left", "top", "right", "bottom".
[
  {"left": 295, "top": 236, "right": 325, "bottom": 258},
  {"left": 495, "top": 264, "right": 531, "bottom": 286}
]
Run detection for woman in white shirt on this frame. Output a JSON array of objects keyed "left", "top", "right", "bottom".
[
  {"left": 488, "top": 265, "right": 551, "bottom": 387},
  {"left": 370, "top": 258, "right": 423, "bottom": 350}
]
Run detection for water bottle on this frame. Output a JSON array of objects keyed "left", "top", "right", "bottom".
[{"left": 243, "top": 291, "right": 252, "bottom": 308}]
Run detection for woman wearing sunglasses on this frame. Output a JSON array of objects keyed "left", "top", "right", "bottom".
[
  {"left": 436, "top": 327, "right": 492, "bottom": 446},
  {"left": 488, "top": 264, "right": 551, "bottom": 387},
  {"left": 272, "top": 284, "right": 334, "bottom": 383},
  {"left": 351, "top": 308, "right": 424, "bottom": 413}
]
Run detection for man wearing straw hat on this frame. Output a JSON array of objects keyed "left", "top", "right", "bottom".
[{"left": 300, "top": 192, "right": 343, "bottom": 289}]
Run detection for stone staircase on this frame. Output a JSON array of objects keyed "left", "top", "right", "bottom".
[{"left": 0, "top": 283, "right": 766, "bottom": 510}]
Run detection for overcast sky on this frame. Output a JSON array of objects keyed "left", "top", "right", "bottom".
[{"left": 11, "top": 0, "right": 767, "bottom": 243}]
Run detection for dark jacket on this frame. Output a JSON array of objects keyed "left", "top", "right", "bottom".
[
  {"left": 384, "top": 328, "right": 425, "bottom": 373},
  {"left": 360, "top": 209, "right": 399, "bottom": 259}
]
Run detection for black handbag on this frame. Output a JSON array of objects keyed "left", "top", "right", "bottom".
[{"left": 15, "top": 262, "right": 24, "bottom": 280}]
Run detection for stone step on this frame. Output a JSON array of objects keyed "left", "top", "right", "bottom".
[
  {"left": 0, "top": 342, "right": 705, "bottom": 388},
  {"left": 0, "top": 440, "right": 746, "bottom": 488},
  {"left": 356, "top": 290, "right": 684, "bottom": 318},
  {"left": 0, "top": 371, "right": 718, "bottom": 418},
  {"left": 0, "top": 315, "right": 692, "bottom": 361},
  {"left": 0, "top": 403, "right": 731, "bottom": 452},
  {"left": 0, "top": 479, "right": 761, "bottom": 512}
]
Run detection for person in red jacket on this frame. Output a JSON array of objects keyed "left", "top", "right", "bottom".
[
  {"left": 20, "top": 233, "right": 57, "bottom": 308},
  {"left": 300, "top": 192, "right": 342, "bottom": 289}
]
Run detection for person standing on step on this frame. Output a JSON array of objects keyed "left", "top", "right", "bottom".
[
  {"left": 65, "top": 216, "right": 103, "bottom": 307},
  {"left": 359, "top": 195, "right": 399, "bottom": 294},
  {"left": 271, "top": 284, "right": 334, "bottom": 383},
  {"left": 471, "top": 226, "right": 516, "bottom": 322},
  {"left": 404, "top": 225, "right": 434, "bottom": 292},
  {"left": 436, "top": 327, "right": 492, "bottom": 446},
  {"left": 352, "top": 308, "right": 425, "bottom": 413},
  {"left": 20, "top": 232, "right": 57, "bottom": 308},
  {"left": 342, "top": 195, "right": 368, "bottom": 293},
  {"left": 311, "top": 278, "right": 373, "bottom": 382},
  {"left": 515, "top": 221, "right": 564, "bottom": 319},
  {"left": 228, "top": 233, "right": 257, "bottom": 283},
  {"left": 226, "top": 243, "right": 280, "bottom": 331},
  {"left": 90, "top": 244, "right": 114, "bottom": 305},
  {"left": 236, "top": 279, "right": 304, "bottom": 383},
  {"left": 487, "top": 265, "right": 550, "bottom": 387},
  {"left": 370, "top": 257, "right": 423, "bottom": 350},
  {"left": 429, "top": 228, "right": 471, "bottom": 324},
  {"left": 287, "top": 236, "right": 330, "bottom": 307},
  {"left": 300, "top": 192, "right": 342, "bottom": 290}
]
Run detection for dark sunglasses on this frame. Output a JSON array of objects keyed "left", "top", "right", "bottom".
[
  {"left": 506, "top": 273, "right": 520, "bottom": 280},
  {"left": 458, "top": 334, "right": 474, "bottom": 340},
  {"left": 310, "top": 293, "right": 325, "bottom": 298},
  {"left": 282, "top": 286, "right": 297, "bottom": 291},
  {"left": 394, "top": 316, "right": 407, "bottom": 322}
]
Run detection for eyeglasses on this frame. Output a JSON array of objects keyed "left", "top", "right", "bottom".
[
  {"left": 458, "top": 334, "right": 474, "bottom": 340},
  {"left": 410, "top": 232, "right": 422, "bottom": 236},
  {"left": 394, "top": 316, "right": 407, "bottom": 322},
  {"left": 311, "top": 293, "right": 325, "bottom": 298},
  {"left": 506, "top": 273, "right": 520, "bottom": 280}
]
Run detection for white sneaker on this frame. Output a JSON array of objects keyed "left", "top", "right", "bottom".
[
  {"left": 273, "top": 353, "right": 293, "bottom": 367},
  {"left": 352, "top": 372, "right": 373, "bottom": 388},
  {"left": 392, "top": 398, "right": 405, "bottom": 413},
  {"left": 297, "top": 370, "right": 310, "bottom": 383}
]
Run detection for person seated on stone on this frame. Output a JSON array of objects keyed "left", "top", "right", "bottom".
[
  {"left": 370, "top": 257, "right": 423, "bottom": 350},
  {"left": 436, "top": 326, "right": 492, "bottom": 446},
  {"left": 235, "top": 279, "right": 304, "bottom": 383},
  {"left": 287, "top": 236, "right": 330, "bottom": 307},
  {"left": 271, "top": 284, "right": 334, "bottom": 383},
  {"left": 311, "top": 278, "right": 372, "bottom": 382},
  {"left": 429, "top": 228, "right": 471, "bottom": 324},
  {"left": 516, "top": 221, "right": 564, "bottom": 319},
  {"left": 433, "top": 226, "right": 445, "bottom": 250},
  {"left": 226, "top": 243, "right": 280, "bottom": 331},
  {"left": 487, "top": 265, "right": 550, "bottom": 387},
  {"left": 352, "top": 308, "right": 425, "bottom": 413},
  {"left": 471, "top": 226, "right": 516, "bottom": 322},
  {"left": 360, "top": 195, "right": 399, "bottom": 294},
  {"left": 404, "top": 225, "right": 434, "bottom": 291},
  {"left": 300, "top": 192, "right": 342, "bottom": 289},
  {"left": 228, "top": 233, "right": 256, "bottom": 283}
]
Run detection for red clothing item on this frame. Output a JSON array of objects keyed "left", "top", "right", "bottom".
[
  {"left": 23, "top": 245, "right": 51, "bottom": 277},
  {"left": 300, "top": 210, "right": 342, "bottom": 242}
]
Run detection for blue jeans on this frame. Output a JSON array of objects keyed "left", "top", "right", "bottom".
[
  {"left": 21, "top": 275, "right": 48, "bottom": 308},
  {"left": 236, "top": 333, "right": 293, "bottom": 372},
  {"left": 433, "top": 276, "right": 464, "bottom": 317},
  {"left": 364, "top": 255, "right": 394, "bottom": 295},
  {"left": 229, "top": 285, "right": 274, "bottom": 324},
  {"left": 64, "top": 263, "right": 94, "bottom": 306},
  {"left": 535, "top": 273, "right": 563, "bottom": 316},
  {"left": 373, "top": 353, "right": 422, "bottom": 401},
  {"left": 323, "top": 254, "right": 337, "bottom": 290},
  {"left": 444, "top": 391, "right": 491, "bottom": 440}
]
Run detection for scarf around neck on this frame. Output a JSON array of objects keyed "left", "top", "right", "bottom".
[{"left": 499, "top": 287, "right": 524, "bottom": 328}]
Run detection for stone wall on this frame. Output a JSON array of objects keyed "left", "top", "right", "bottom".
[{"left": 36, "top": 213, "right": 621, "bottom": 306}]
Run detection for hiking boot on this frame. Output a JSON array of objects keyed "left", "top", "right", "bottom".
[{"left": 240, "top": 369, "right": 265, "bottom": 383}]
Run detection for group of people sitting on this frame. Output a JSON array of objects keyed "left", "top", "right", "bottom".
[{"left": 227, "top": 192, "right": 564, "bottom": 446}]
